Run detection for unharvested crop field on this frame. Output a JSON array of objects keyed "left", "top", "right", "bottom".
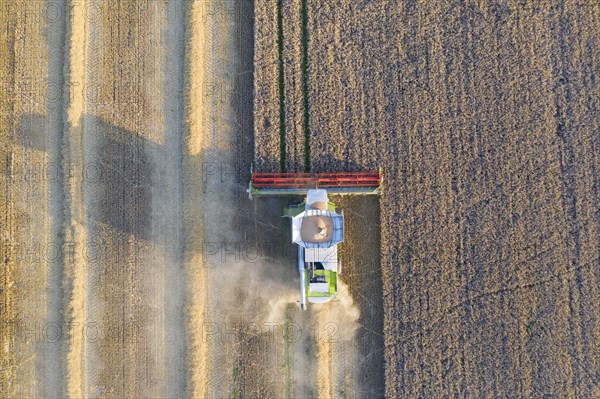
[{"left": 255, "top": 0, "right": 600, "bottom": 397}]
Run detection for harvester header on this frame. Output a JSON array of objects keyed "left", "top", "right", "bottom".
[{"left": 247, "top": 169, "right": 382, "bottom": 198}]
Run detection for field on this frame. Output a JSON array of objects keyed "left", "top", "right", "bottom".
[
  {"left": 1, "top": 0, "right": 599, "bottom": 398},
  {"left": 257, "top": 0, "right": 600, "bottom": 397}
]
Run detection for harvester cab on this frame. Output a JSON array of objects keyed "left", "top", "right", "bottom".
[{"left": 247, "top": 169, "right": 382, "bottom": 309}]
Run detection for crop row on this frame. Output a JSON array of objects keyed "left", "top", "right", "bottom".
[{"left": 253, "top": 0, "right": 280, "bottom": 172}]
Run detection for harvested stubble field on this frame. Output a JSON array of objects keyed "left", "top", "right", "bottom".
[
  {"left": 1, "top": 0, "right": 264, "bottom": 397},
  {"left": 1, "top": 1, "right": 189, "bottom": 396},
  {"left": 256, "top": 0, "right": 600, "bottom": 397}
]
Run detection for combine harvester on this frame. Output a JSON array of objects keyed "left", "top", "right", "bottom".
[{"left": 248, "top": 170, "right": 382, "bottom": 309}]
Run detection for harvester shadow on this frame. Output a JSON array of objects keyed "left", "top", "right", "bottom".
[
  {"left": 87, "top": 115, "right": 154, "bottom": 241},
  {"left": 16, "top": 112, "right": 157, "bottom": 241}
]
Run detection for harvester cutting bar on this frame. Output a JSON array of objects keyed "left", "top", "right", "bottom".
[
  {"left": 248, "top": 170, "right": 382, "bottom": 197},
  {"left": 252, "top": 172, "right": 380, "bottom": 187}
]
